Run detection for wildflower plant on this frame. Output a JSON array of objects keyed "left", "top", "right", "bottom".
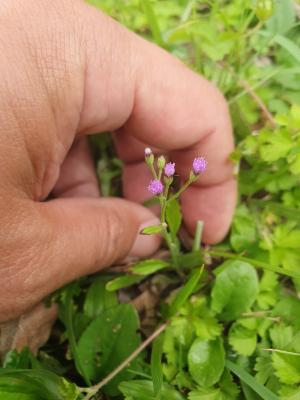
[{"left": 143, "top": 147, "right": 206, "bottom": 269}]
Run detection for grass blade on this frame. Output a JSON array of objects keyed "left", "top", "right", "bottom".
[
  {"left": 209, "top": 250, "right": 300, "bottom": 279},
  {"left": 151, "top": 334, "right": 164, "bottom": 398},
  {"left": 168, "top": 265, "right": 204, "bottom": 317},
  {"left": 141, "top": 0, "right": 165, "bottom": 47},
  {"left": 226, "top": 360, "right": 278, "bottom": 400}
]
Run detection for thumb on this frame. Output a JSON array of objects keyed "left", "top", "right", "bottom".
[{"left": 1, "top": 198, "right": 159, "bottom": 321}]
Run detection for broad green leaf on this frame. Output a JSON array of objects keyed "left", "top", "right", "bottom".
[
  {"left": 105, "top": 275, "right": 143, "bottom": 292},
  {"left": 266, "top": 0, "right": 295, "bottom": 34},
  {"left": 140, "top": 225, "right": 162, "bottom": 235},
  {"left": 188, "top": 338, "right": 225, "bottom": 387},
  {"left": 130, "top": 259, "right": 170, "bottom": 276},
  {"left": 83, "top": 278, "right": 117, "bottom": 319},
  {"left": 166, "top": 199, "right": 182, "bottom": 237},
  {"left": 119, "top": 380, "right": 184, "bottom": 400},
  {"left": 211, "top": 260, "right": 259, "bottom": 320},
  {"left": 0, "top": 392, "right": 39, "bottom": 400},
  {"left": 0, "top": 370, "right": 79, "bottom": 400},
  {"left": 77, "top": 304, "right": 140, "bottom": 396},
  {"left": 228, "top": 322, "right": 257, "bottom": 356},
  {"left": 168, "top": 267, "right": 204, "bottom": 317},
  {"left": 255, "top": 353, "right": 274, "bottom": 385},
  {"left": 151, "top": 334, "right": 164, "bottom": 397},
  {"left": 270, "top": 324, "right": 293, "bottom": 349}
]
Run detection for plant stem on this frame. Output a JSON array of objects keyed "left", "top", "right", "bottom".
[
  {"left": 82, "top": 323, "right": 168, "bottom": 400},
  {"left": 168, "top": 178, "right": 192, "bottom": 203},
  {"left": 192, "top": 220, "right": 204, "bottom": 252}
]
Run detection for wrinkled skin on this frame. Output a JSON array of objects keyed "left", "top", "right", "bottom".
[{"left": 0, "top": 0, "right": 236, "bottom": 322}]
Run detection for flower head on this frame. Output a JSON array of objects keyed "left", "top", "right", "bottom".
[
  {"left": 148, "top": 179, "right": 164, "bottom": 195},
  {"left": 164, "top": 162, "right": 175, "bottom": 177},
  {"left": 192, "top": 156, "right": 207, "bottom": 174}
]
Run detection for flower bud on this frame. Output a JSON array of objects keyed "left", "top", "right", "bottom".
[
  {"left": 145, "top": 147, "right": 154, "bottom": 166},
  {"left": 157, "top": 155, "right": 166, "bottom": 169},
  {"left": 255, "top": 0, "right": 273, "bottom": 21}
]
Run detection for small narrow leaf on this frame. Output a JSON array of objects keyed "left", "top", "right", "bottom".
[
  {"left": 166, "top": 199, "right": 182, "bottom": 237},
  {"left": 226, "top": 360, "right": 278, "bottom": 400},
  {"left": 140, "top": 225, "right": 162, "bottom": 235},
  {"left": 151, "top": 334, "right": 164, "bottom": 397},
  {"left": 168, "top": 266, "right": 204, "bottom": 317},
  {"left": 106, "top": 275, "right": 144, "bottom": 292},
  {"left": 130, "top": 259, "right": 170, "bottom": 276}
]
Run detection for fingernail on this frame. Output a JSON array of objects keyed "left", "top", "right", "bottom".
[{"left": 130, "top": 219, "right": 161, "bottom": 258}]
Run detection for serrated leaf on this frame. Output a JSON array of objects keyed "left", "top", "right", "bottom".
[
  {"left": 130, "top": 259, "right": 170, "bottom": 276},
  {"left": 228, "top": 322, "right": 257, "bottom": 356},
  {"left": 140, "top": 225, "right": 162, "bottom": 235},
  {"left": 188, "top": 337, "right": 225, "bottom": 387},
  {"left": 272, "top": 352, "right": 300, "bottom": 385},
  {"left": 211, "top": 261, "right": 259, "bottom": 321},
  {"left": 105, "top": 275, "right": 143, "bottom": 292},
  {"left": 77, "top": 304, "right": 140, "bottom": 396},
  {"left": 166, "top": 199, "right": 182, "bottom": 237},
  {"left": 270, "top": 324, "right": 293, "bottom": 349}
]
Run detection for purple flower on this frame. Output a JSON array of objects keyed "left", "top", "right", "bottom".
[
  {"left": 148, "top": 179, "right": 164, "bottom": 195},
  {"left": 193, "top": 157, "right": 207, "bottom": 174},
  {"left": 164, "top": 162, "right": 175, "bottom": 177}
]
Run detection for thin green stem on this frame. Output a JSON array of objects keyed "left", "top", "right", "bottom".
[
  {"left": 192, "top": 220, "right": 204, "bottom": 252},
  {"left": 168, "top": 178, "right": 193, "bottom": 203}
]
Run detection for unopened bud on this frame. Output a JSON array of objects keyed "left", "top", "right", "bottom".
[
  {"left": 157, "top": 155, "right": 166, "bottom": 169},
  {"left": 255, "top": 0, "right": 273, "bottom": 21}
]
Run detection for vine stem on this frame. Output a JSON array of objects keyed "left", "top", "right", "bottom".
[{"left": 81, "top": 322, "right": 169, "bottom": 400}]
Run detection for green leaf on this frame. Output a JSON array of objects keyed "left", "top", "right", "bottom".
[
  {"left": 77, "top": 304, "right": 140, "bottom": 396},
  {"left": 119, "top": 380, "right": 184, "bottom": 400},
  {"left": 83, "top": 278, "right": 117, "bottom": 319},
  {"left": 168, "top": 267, "right": 204, "bottom": 317},
  {"left": 166, "top": 199, "right": 182, "bottom": 238},
  {"left": 266, "top": 0, "right": 295, "bottom": 34},
  {"left": 228, "top": 322, "right": 257, "bottom": 356},
  {"left": 259, "top": 129, "right": 292, "bottom": 162},
  {"left": 60, "top": 282, "right": 92, "bottom": 385},
  {"left": 140, "top": 225, "right": 162, "bottom": 235},
  {"left": 226, "top": 360, "right": 278, "bottom": 400},
  {"left": 230, "top": 205, "right": 258, "bottom": 252},
  {"left": 0, "top": 370, "right": 79, "bottom": 400},
  {"left": 151, "top": 334, "right": 164, "bottom": 397},
  {"left": 130, "top": 259, "right": 170, "bottom": 276},
  {"left": 272, "top": 352, "right": 300, "bottom": 385},
  {"left": 211, "top": 261, "right": 259, "bottom": 321},
  {"left": 105, "top": 275, "right": 144, "bottom": 292},
  {"left": 188, "top": 338, "right": 225, "bottom": 387},
  {"left": 178, "top": 251, "right": 203, "bottom": 269},
  {"left": 141, "top": 0, "right": 165, "bottom": 48}
]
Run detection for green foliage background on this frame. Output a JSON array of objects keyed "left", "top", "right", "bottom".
[{"left": 1, "top": 1, "right": 300, "bottom": 399}]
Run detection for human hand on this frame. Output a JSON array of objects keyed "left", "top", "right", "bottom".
[{"left": 0, "top": 0, "right": 236, "bottom": 322}]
